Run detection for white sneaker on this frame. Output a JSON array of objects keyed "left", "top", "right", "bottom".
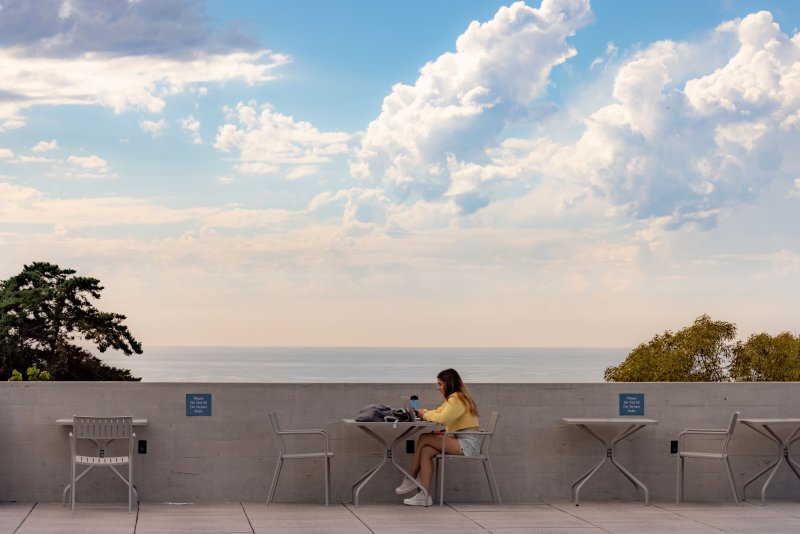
[
  {"left": 403, "top": 491, "right": 432, "bottom": 506},
  {"left": 395, "top": 477, "right": 418, "bottom": 494}
]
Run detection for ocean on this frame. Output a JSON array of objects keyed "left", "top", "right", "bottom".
[{"left": 99, "top": 346, "right": 629, "bottom": 382}]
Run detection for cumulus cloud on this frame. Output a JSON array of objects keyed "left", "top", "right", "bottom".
[
  {"left": 350, "top": 0, "right": 593, "bottom": 206},
  {"left": 0, "top": 49, "right": 289, "bottom": 128},
  {"left": 423, "top": 9, "right": 800, "bottom": 232},
  {"left": 31, "top": 139, "right": 58, "bottom": 152},
  {"left": 18, "top": 155, "right": 55, "bottom": 164},
  {"left": 180, "top": 115, "right": 202, "bottom": 144},
  {"left": 0, "top": 0, "right": 256, "bottom": 57},
  {"left": 214, "top": 102, "right": 351, "bottom": 173},
  {"left": 0, "top": 148, "right": 13, "bottom": 158},
  {"left": 67, "top": 155, "right": 108, "bottom": 171},
  {"left": 140, "top": 119, "right": 166, "bottom": 137},
  {"left": 0, "top": 1, "right": 288, "bottom": 128}
]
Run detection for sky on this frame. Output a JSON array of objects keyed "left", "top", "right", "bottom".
[{"left": 1, "top": 0, "right": 799, "bottom": 349}]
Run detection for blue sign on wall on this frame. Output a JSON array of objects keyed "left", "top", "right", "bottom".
[
  {"left": 186, "top": 393, "right": 212, "bottom": 416},
  {"left": 619, "top": 393, "right": 644, "bottom": 416}
]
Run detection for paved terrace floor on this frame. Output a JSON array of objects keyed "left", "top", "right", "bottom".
[{"left": 3, "top": 501, "right": 800, "bottom": 534}]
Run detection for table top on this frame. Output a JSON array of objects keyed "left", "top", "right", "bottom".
[
  {"left": 56, "top": 418, "right": 148, "bottom": 426},
  {"left": 563, "top": 418, "right": 659, "bottom": 425},
  {"left": 342, "top": 418, "right": 437, "bottom": 427},
  {"left": 739, "top": 418, "right": 800, "bottom": 425}
]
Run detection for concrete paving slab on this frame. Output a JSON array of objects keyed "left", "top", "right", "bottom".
[
  {"left": 463, "top": 506, "right": 590, "bottom": 529},
  {"left": 14, "top": 502, "right": 137, "bottom": 534},
  {"left": 6, "top": 499, "right": 800, "bottom": 533},
  {"left": 242, "top": 503, "right": 370, "bottom": 533},
  {"left": 488, "top": 529, "right": 606, "bottom": 534},
  {"left": 0, "top": 502, "right": 34, "bottom": 534},
  {"left": 135, "top": 502, "right": 252, "bottom": 533},
  {"left": 343, "top": 503, "right": 476, "bottom": 524}
]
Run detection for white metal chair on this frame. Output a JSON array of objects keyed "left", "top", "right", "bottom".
[
  {"left": 676, "top": 411, "right": 740, "bottom": 504},
  {"left": 435, "top": 410, "right": 502, "bottom": 506},
  {"left": 69, "top": 416, "right": 136, "bottom": 512},
  {"left": 267, "top": 412, "right": 333, "bottom": 505}
]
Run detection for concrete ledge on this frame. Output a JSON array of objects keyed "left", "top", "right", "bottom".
[{"left": 2, "top": 382, "right": 800, "bottom": 503}]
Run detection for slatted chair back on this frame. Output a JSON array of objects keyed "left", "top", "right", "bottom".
[{"left": 73, "top": 416, "right": 133, "bottom": 440}]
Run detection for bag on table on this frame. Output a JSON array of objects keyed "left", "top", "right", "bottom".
[{"left": 355, "top": 403, "right": 393, "bottom": 422}]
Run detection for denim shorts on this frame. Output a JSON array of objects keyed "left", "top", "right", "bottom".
[{"left": 458, "top": 434, "right": 481, "bottom": 457}]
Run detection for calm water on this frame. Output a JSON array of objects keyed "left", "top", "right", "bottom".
[{"left": 100, "top": 347, "right": 629, "bottom": 382}]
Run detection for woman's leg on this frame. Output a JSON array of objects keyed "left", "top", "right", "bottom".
[{"left": 416, "top": 433, "right": 463, "bottom": 492}]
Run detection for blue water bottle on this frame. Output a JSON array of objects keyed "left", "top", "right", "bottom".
[{"left": 410, "top": 395, "right": 419, "bottom": 410}]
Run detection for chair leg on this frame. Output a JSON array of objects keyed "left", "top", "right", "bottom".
[
  {"left": 267, "top": 457, "right": 283, "bottom": 505},
  {"left": 439, "top": 456, "right": 446, "bottom": 507},
  {"left": 129, "top": 461, "right": 134, "bottom": 513},
  {"left": 70, "top": 461, "right": 76, "bottom": 512},
  {"left": 724, "top": 457, "right": 740, "bottom": 504},
  {"left": 676, "top": 456, "right": 683, "bottom": 503},
  {"left": 483, "top": 459, "right": 502, "bottom": 505},
  {"left": 323, "top": 456, "right": 330, "bottom": 506}
]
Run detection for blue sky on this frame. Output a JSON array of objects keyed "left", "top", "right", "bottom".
[{"left": 1, "top": 0, "right": 799, "bottom": 348}]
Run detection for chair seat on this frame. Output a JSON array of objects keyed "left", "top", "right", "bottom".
[
  {"left": 679, "top": 451, "right": 726, "bottom": 459},
  {"left": 75, "top": 455, "right": 130, "bottom": 465}
]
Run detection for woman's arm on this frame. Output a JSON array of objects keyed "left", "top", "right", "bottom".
[{"left": 421, "top": 394, "right": 466, "bottom": 426}]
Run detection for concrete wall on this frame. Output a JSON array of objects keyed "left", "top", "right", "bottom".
[{"left": 2, "top": 382, "right": 800, "bottom": 504}]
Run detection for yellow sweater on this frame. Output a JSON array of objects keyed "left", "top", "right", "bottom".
[{"left": 422, "top": 392, "right": 478, "bottom": 433}]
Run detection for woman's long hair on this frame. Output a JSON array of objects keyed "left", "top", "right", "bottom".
[{"left": 437, "top": 368, "right": 479, "bottom": 417}]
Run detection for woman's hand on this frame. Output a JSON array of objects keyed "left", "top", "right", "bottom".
[{"left": 417, "top": 408, "right": 428, "bottom": 417}]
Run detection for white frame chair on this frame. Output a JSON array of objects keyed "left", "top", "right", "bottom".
[
  {"left": 676, "top": 411, "right": 740, "bottom": 504},
  {"left": 267, "top": 412, "right": 333, "bottom": 505},
  {"left": 435, "top": 410, "right": 502, "bottom": 506},
  {"left": 68, "top": 416, "right": 136, "bottom": 512}
]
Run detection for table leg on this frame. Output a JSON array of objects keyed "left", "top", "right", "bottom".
[
  {"left": 351, "top": 425, "right": 429, "bottom": 506},
  {"left": 784, "top": 428, "right": 800, "bottom": 479},
  {"left": 389, "top": 428, "right": 432, "bottom": 501},
  {"left": 742, "top": 423, "right": 782, "bottom": 505},
  {"left": 571, "top": 424, "right": 649, "bottom": 505},
  {"left": 610, "top": 425, "right": 649, "bottom": 504}
]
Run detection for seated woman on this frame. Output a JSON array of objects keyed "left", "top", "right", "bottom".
[{"left": 396, "top": 368, "right": 480, "bottom": 506}]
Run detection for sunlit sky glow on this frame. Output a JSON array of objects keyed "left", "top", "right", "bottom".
[{"left": 1, "top": 0, "right": 799, "bottom": 348}]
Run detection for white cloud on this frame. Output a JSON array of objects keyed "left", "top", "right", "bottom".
[
  {"left": 285, "top": 165, "right": 318, "bottom": 180},
  {"left": 214, "top": 102, "right": 351, "bottom": 171},
  {"left": 234, "top": 162, "right": 279, "bottom": 176},
  {"left": 18, "top": 155, "right": 55, "bottom": 164},
  {"left": 0, "top": 148, "right": 13, "bottom": 158},
  {"left": 31, "top": 139, "right": 58, "bottom": 152},
  {"left": 350, "top": 0, "right": 593, "bottom": 206},
  {"left": 435, "top": 9, "right": 800, "bottom": 231},
  {"left": 0, "top": 182, "right": 300, "bottom": 232},
  {"left": 139, "top": 119, "right": 166, "bottom": 137},
  {"left": 0, "top": 49, "right": 290, "bottom": 128},
  {"left": 67, "top": 154, "right": 108, "bottom": 171},
  {"left": 179, "top": 115, "right": 202, "bottom": 145}
]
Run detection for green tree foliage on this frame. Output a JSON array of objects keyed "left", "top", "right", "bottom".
[
  {"left": 8, "top": 366, "right": 53, "bottom": 381},
  {"left": 729, "top": 332, "right": 800, "bottom": 382},
  {"left": 604, "top": 315, "right": 736, "bottom": 382},
  {"left": 0, "top": 262, "right": 142, "bottom": 381}
]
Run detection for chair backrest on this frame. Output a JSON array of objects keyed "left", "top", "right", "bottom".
[
  {"left": 480, "top": 411, "right": 500, "bottom": 455},
  {"left": 269, "top": 412, "right": 282, "bottom": 433},
  {"left": 72, "top": 416, "right": 133, "bottom": 440},
  {"left": 722, "top": 411, "right": 740, "bottom": 451}
]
